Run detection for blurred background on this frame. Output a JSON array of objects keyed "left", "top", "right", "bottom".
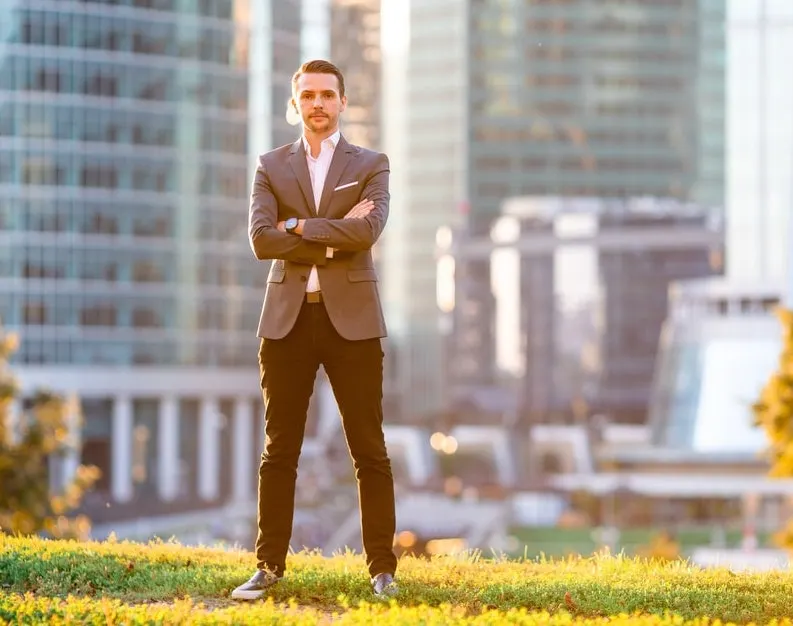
[{"left": 1, "top": 0, "right": 793, "bottom": 571}]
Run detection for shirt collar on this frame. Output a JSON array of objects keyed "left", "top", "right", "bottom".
[{"left": 302, "top": 129, "right": 341, "bottom": 155}]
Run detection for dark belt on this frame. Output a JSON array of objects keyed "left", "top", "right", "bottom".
[{"left": 305, "top": 291, "right": 323, "bottom": 303}]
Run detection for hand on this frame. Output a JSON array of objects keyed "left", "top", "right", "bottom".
[
  {"left": 277, "top": 221, "right": 286, "bottom": 232},
  {"left": 344, "top": 199, "right": 374, "bottom": 219}
]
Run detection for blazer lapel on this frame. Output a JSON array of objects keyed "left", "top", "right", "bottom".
[
  {"left": 288, "top": 139, "right": 316, "bottom": 214},
  {"left": 317, "top": 136, "right": 355, "bottom": 217}
]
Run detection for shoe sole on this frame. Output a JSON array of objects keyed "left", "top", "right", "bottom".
[{"left": 231, "top": 589, "right": 267, "bottom": 601}]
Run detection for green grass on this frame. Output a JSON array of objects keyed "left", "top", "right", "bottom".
[
  {"left": 2, "top": 534, "right": 793, "bottom": 624},
  {"left": 507, "top": 527, "right": 771, "bottom": 559}
]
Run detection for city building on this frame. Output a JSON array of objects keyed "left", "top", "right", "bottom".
[
  {"left": 440, "top": 196, "right": 723, "bottom": 426},
  {"left": 648, "top": 277, "right": 784, "bottom": 457},
  {"left": 725, "top": 0, "right": 793, "bottom": 286},
  {"left": 380, "top": 0, "right": 468, "bottom": 420},
  {"left": 0, "top": 0, "right": 303, "bottom": 529},
  {"left": 298, "top": 0, "right": 381, "bottom": 150},
  {"left": 381, "top": 0, "right": 726, "bottom": 422},
  {"left": 329, "top": 0, "right": 381, "bottom": 151}
]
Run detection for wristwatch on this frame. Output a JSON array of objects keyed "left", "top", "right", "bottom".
[{"left": 284, "top": 217, "right": 299, "bottom": 234}]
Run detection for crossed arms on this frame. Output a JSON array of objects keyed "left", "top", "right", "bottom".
[{"left": 248, "top": 153, "right": 390, "bottom": 265}]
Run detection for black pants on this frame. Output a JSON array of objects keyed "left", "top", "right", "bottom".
[{"left": 255, "top": 299, "right": 397, "bottom": 578}]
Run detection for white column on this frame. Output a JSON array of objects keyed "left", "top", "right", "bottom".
[
  {"left": 157, "top": 396, "right": 179, "bottom": 501},
  {"left": 111, "top": 396, "right": 133, "bottom": 503},
  {"left": 198, "top": 397, "right": 220, "bottom": 501},
  {"left": 232, "top": 398, "right": 254, "bottom": 503},
  {"left": 787, "top": 189, "right": 793, "bottom": 308},
  {"left": 61, "top": 393, "right": 81, "bottom": 489}
]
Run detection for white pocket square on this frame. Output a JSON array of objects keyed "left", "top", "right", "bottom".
[{"left": 334, "top": 181, "right": 358, "bottom": 192}]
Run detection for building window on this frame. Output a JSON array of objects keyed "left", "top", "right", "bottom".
[
  {"left": 132, "top": 308, "right": 161, "bottom": 328},
  {"left": 81, "top": 305, "right": 117, "bottom": 326},
  {"left": 84, "top": 212, "right": 118, "bottom": 235},
  {"left": 23, "top": 301, "right": 47, "bottom": 325},
  {"left": 81, "top": 165, "right": 118, "bottom": 189},
  {"left": 132, "top": 260, "right": 164, "bottom": 282}
]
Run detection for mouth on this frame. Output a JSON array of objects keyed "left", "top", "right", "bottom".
[{"left": 310, "top": 114, "right": 327, "bottom": 119}]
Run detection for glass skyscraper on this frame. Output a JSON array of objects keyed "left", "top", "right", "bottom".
[
  {"left": 0, "top": 0, "right": 258, "bottom": 366},
  {"left": 0, "top": 0, "right": 302, "bottom": 529},
  {"left": 460, "top": 0, "right": 725, "bottom": 423},
  {"left": 381, "top": 0, "right": 726, "bottom": 422},
  {"left": 468, "top": 0, "right": 725, "bottom": 230}
]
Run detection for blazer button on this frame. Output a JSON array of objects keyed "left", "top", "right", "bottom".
[{"left": 300, "top": 275, "right": 307, "bottom": 282}]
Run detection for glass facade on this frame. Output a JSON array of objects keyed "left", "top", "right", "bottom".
[
  {"left": 331, "top": 0, "right": 382, "bottom": 151},
  {"left": 596, "top": 214, "right": 716, "bottom": 423},
  {"left": 272, "top": 0, "right": 302, "bottom": 148},
  {"left": 0, "top": 0, "right": 275, "bottom": 367},
  {"left": 440, "top": 0, "right": 727, "bottom": 424},
  {"left": 648, "top": 284, "right": 783, "bottom": 454},
  {"left": 450, "top": 200, "right": 721, "bottom": 426},
  {"left": 468, "top": 0, "right": 726, "bottom": 232},
  {"left": 383, "top": 0, "right": 468, "bottom": 419}
]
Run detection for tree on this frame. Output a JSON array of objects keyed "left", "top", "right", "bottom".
[
  {"left": 0, "top": 323, "right": 100, "bottom": 538},
  {"left": 752, "top": 306, "right": 793, "bottom": 549}
]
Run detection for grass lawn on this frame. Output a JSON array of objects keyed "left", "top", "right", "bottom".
[
  {"left": 507, "top": 526, "right": 771, "bottom": 559},
  {"left": 2, "top": 534, "right": 793, "bottom": 624}
]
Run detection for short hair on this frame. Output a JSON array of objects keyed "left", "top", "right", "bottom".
[{"left": 292, "top": 59, "right": 346, "bottom": 99}]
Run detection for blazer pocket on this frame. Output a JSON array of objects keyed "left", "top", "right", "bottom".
[
  {"left": 268, "top": 268, "right": 286, "bottom": 283},
  {"left": 347, "top": 268, "right": 378, "bottom": 282},
  {"left": 334, "top": 181, "right": 358, "bottom": 192}
]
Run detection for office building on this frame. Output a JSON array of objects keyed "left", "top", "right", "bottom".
[
  {"left": 444, "top": 196, "right": 722, "bottom": 426},
  {"left": 382, "top": 0, "right": 726, "bottom": 421},
  {"left": 725, "top": 0, "right": 793, "bottom": 286},
  {"left": 380, "top": 0, "right": 468, "bottom": 420},
  {"left": 0, "top": 0, "right": 302, "bottom": 525},
  {"left": 298, "top": 0, "right": 380, "bottom": 151}
]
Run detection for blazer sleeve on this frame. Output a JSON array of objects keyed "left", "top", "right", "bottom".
[
  {"left": 248, "top": 155, "right": 329, "bottom": 265},
  {"left": 300, "top": 153, "right": 389, "bottom": 251}
]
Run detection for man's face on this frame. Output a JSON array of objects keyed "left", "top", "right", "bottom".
[{"left": 293, "top": 72, "right": 346, "bottom": 135}]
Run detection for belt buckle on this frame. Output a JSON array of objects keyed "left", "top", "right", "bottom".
[{"left": 306, "top": 291, "right": 322, "bottom": 304}]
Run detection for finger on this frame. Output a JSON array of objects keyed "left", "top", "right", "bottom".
[
  {"left": 345, "top": 205, "right": 370, "bottom": 218},
  {"left": 345, "top": 200, "right": 374, "bottom": 218},
  {"left": 352, "top": 206, "right": 374, "bottom": 218}
]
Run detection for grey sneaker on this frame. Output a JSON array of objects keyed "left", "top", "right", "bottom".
[
  {"left": 371, "top": 572, "right": 398, "bottom": 598},
  {"left": 231, "top": 569, "right": 282, "bottom": 601}
]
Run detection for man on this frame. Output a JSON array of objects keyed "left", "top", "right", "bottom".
[{"left": 231, "top": 60, "right": 398, "bottom": 601}]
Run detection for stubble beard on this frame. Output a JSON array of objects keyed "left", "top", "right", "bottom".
[{"left": 306, "top": 114, "right": 334, "bottom": 135}]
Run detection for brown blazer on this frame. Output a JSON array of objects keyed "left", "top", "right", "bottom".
[{"left": 248, "top": 135, "right": 389, "bottom": 341}]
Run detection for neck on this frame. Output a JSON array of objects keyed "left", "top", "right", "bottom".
[{"left": 303, "top": 126, "right": 337, "bottom": 157}]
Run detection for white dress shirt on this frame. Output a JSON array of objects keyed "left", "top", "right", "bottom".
[{"left": 302, "top": 129, "right": 339, "bottom": 293}]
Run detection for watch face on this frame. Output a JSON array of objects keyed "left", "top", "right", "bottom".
[{"left": 286, "top": 217, "right": 298, "bottom": 230}]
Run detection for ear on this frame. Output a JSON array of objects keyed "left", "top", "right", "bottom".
[
  {"left": 340, "top": 95, "right": 347, "bottom": 113},
  {"left": 290, "top": 98, "right": 298, "bottom": 111}
]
